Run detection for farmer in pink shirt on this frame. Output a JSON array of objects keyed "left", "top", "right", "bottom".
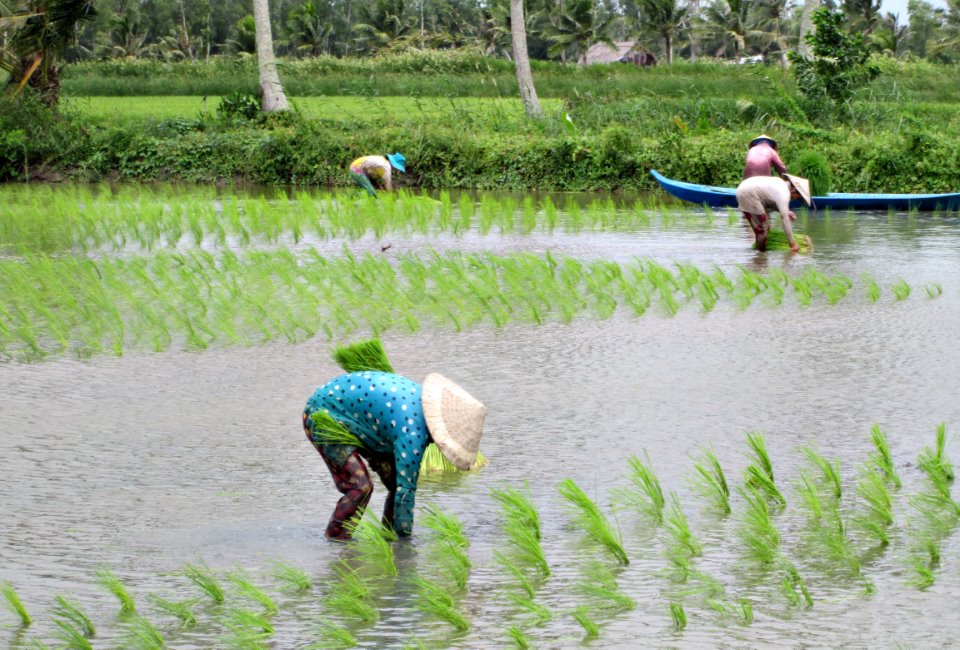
[{"left": 743, "top": 134, "right": 787, "bottom": 179}]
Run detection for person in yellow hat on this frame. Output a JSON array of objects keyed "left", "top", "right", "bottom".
[
  {"left": 302, "top": 371, "right": 485, "bottom": 539},
  {"left": 348, "top": 153, "right": 406, "bottom": 197},
  {"left": 736, "top": 174, "right": 812, "bottom": 252},
  {"left": 743, "top": 134, "right": 788, "bottom": 179}
]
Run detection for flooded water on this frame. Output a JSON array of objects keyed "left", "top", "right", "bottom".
[{"left": 2, "top": 197, "right": 960, "bottom": 648}]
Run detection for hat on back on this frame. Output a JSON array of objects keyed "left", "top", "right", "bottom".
[
  {"left": 386, "top": 152, "right": 406, "bottom": 173},
  {"left": 749, "top": 134, "right": 778, "bottom": 150},
  {"left": 421, "top": 373, "right": 486, "bottom": 471},
  {"left": 783, "top": 173, "right": 812, "bottom": 207}
]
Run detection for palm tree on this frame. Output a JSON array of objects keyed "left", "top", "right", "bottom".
[
  {"left": 843, "top": 0, "right": 882, "bottom": 34},
  {"left": 541, "top": 0, "right": 617, "bottom": 63},
  {"left": 870, "top": 11, "right": 908, "bottom": 56},
  {"left": 2, "top": 0, "right": 96, "bottom": 105},
  {"left": 511, "top": 0, "right": 542, "bottom": 116},
  {"left": 754, "top": 0, "right": 791, "bottom": 66},
  {"left": 285, "top": 0, "right": 336, "bottom": 55},
  {"left": 635, "top": 0, "right": 688, "bottom": 63},
  {"left": 253, "top": 0, "right": 290, "bottom": 112},
  {"left": 704, "top": 0, "right": 759, "bottom": 58},
  {"left": 351, "top": 0, "right": 415, "bottom": 53}
]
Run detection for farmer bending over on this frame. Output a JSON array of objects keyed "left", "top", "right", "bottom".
[
  {"left": 736, "top": 174, "right": 812, "bottom": 252},
  {"left": 743, "top": 134, "right": 787, "bottom": 179},
  {"left": 349, "top": 153, "right": 406, "bottom": 197},
  {"left": 303, "top": 371, "right": 485, "bottom": 539}
]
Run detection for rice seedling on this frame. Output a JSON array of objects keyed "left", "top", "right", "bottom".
[
  {"left": 223, "top": 607, "right": 275, "bottom": 644},
  {"left": 495, "top": 553, "right": 536, "bottom": 599},
  {"left": 558, "top": 479, "right": 629, "bottom": 565},
  {"left": 802, "top": 448, "right": 843, "bottom": 500},
  {"left": 760, "top": 231, "right": 813, "bottom": 253},
  {"left": 869, "top": 424, "right": 901, "bottom": 488},
  {"left": 490, "top": 485, "right": 540, "bottom": 540},
  {"left": 613, "top": 453, "right": 666, "bottom": 524},
  {"left": 51, "top": 595, "right": 95, "bottom": 639},
  {"left": 268, "top": 561, "right": 312, "bottom": 593},
  {"left": 744, "top": 433, "right": 786, "bottom": 505},
  {"left": 669, "top": 602, "right": 687, "bottom": 631},
  {"left": 412, "top": 577, "right": 470, "bottom": 632},
  {"left": 305, "top": 622, "right": 356, "bottom": 650},
  {"left": 183, "top": 562, "right": 225, "bottom": 603},
  {"left": 95, "top": 567, "right": 136, "bottom": 616},
  {"left": 690, "top": 448, "right": 730, "bottom": 514},
  {"left": 347, "top": 515, "right": 399, "bottom": 577},
  {"left": 420, "top": 443, "right": 488, "bottom": 473},
  {"left": 325, "top": 561, "right": 379, "bottom": 623},
  {"left": 572, "top": 606, "right": 599, "bottom": 638},
  {"left": 507, "top": 625, "right": 531, "bottom": 649},
  {"left": 227, "top": 572, "right": 278, "bottom": 615},
  {"left": 664, "top": 493, "right": 702, "bottom": 558},
  {"left": 794, "top": 150, "right": 833, "bottom": 196},
  {"left": 52, "top": 619, "right": 94, "bottom": 650},
  {"left": 123, "top": 615, "right": 165, "bottom": 649},
  {"left": 861, "top": 274, "right": 881, "bottom": 302},
  {"left": 576, "top": 562, "right": 636, "bottom": 613},
  {"left": 148, "top": 594, "right": 197, "bottom": 628},
  {"left": 736, "top": 485, "right": 781, "bottom": 564},
  {"left": 925, "top": 282, "right": 943, "bottom": 299},
  {"left": 853, "top": 469, "right": 894, "bottom": 546},
  {"left": 891, "top": 278, "right": 911, "bottom": 300},
  {"left": 918, "top": 422, "right": 954, "bottom": 483},
  {"left": 506, "top": 593, "right": 552, "bottom": 625},
  {"left": 778, "top": 560, "right": 814, "bottom": 608},
  {"left": 1, "top": 580, "right": 31, "bottom": 627},
  {"left": 332, "top": 338, "right": 393, "bottom": 373}
]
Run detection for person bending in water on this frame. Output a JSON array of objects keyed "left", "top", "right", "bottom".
[
  {"left": 743, "top": 134, "right": 787, "bottom": 179},
  {"left": 736, "top": 174, "right": 811, "bottom": 252},
  {"left": 302, "top": 371, "right": 485, "bottom": 539},
  {"left": 348, "top": 153, "right": 406, "bottom": 197}
]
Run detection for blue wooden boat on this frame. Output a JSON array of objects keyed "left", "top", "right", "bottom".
[{"left": 650, "top": 169, "right": 960, "bottom": 211}]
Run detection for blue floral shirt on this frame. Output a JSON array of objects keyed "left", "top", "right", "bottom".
[{"left": 304, "top": 372, "right": 430, "bottom": 535}]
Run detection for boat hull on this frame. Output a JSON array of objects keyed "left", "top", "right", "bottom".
[{"left": 650, "top": 170, "right": 960, "bottom": 211}]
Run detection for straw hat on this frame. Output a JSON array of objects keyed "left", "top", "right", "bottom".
[
  {"left": 749, "top": 134, "right": 778, "bottom": 149},
  {"left": 783, "top": 173, "right": 813, "bottom": 207},
  {"left": 421, "top": 373, "right": 486, "bottom": 471}
]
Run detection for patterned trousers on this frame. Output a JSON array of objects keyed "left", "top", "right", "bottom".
[{"left": 303, "top": 412, "right": 397, "bottom": 539}]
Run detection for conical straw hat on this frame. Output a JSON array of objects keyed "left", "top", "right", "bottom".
[
  {"left": 421, "top": 373, "right": 486, "bottom": 471},
  {"left": 783, "top": 173, "right": 813, "bottom": 207},
  {"left": 749, "top": 134, "right": 778, "bottom": 149}
]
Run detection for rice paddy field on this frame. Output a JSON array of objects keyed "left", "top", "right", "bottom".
[{"left": 1, "top": 183, "right": 959, "bottom": 648}]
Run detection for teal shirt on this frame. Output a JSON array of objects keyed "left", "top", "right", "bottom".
[{"left": 305, "top": 372, "right": 430, "bottom": 535}]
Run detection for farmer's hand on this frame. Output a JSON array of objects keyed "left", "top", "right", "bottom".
[
  {"left": 789, "top": 241, "right": 800, "bottom": 252},
  {"left": 788, "top": 211, "right": 797, "bottom": 221}
]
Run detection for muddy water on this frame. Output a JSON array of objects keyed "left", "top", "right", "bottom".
[{"left": 2, "top": 203, "right": 960, "bottom": 648}]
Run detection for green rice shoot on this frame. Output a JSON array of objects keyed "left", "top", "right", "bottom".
[
  {"left": 412, "top": 577, "right": 470, "bottom": 631},
  {"left": 148, "top": 595, "right": 197, "bottom": 628},
  {"left": 490, "top": 484, "right": 541, "bottom": 540},
  {"left": 52, "top": 595, "right": 96, "bottom": 639},
  {"left": 507, "top": 624, "right": 531, "bottom": 649},
  {"left": 757, "top": 231, "right": 812, "bottom": 253},
  {"left": 669, "top": 602, "right": 687, "bottom": 631},
  {"left": 183, "top": 563, "right": 225, "bottom": 603},
  {"left": 572, "top": 606, "right": 599, "bottom": 638},
  {"left": 332, "top": 338, "right": 394, "bottom": 374},
  {"left": 227, "top": 572, "right": 278, "bottom": 615},
  {"left": 306, "top": 410, "right": 367, "bottom": 448},
  {"left": 420, "top": 442, "right": 488, "bottom": 473},
  {"left": 614, "top": 453, "right": 666, "bottom": 524},
  {"left": 348, "top": 515, "right": 399, "bottom": 576},
  {"left": 123, "top": 615, "right": 165, "bottom": 649},
  {"left": 558, "top": 479, "right": 628, "bottom": 565},
  {"left": 690, "top": 448, "right": 730, "bottom": 514},
  {"left": 1, "top": 580, "right": 31, "bottom": 627},
  {"left": 96, "top": 567, "right": 136, "bottom": 616},
  {"left": 869, "top": 424, "right": 902, "bottom": 488},
  {"left": 268, "top": 561, "right": 312, "bottom": 593}
]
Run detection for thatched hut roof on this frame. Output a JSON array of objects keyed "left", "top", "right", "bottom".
[{"left": 582, "top": 41, "right": 637, "bottom": 65}]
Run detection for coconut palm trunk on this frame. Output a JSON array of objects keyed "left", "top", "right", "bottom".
[
  {"left": 510, "top": 0, "right": 543, "bottom": 118},
  {"left": 252, "top": 0, "right": 290, "bottom": 112},
  {"left": 798, "top": 0, "right": 820, "bottom": 58}
]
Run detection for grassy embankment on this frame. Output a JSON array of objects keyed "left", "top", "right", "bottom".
[{"left": 5, "top": 52, "right": 960, "bottom": 191}]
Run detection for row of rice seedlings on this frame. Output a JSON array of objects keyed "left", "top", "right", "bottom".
[
  {"left": 557, "top": 479, "right": 629, "bottom": 565},
  {"left": 1, "top": 580, "right": 32, "bottom": 627},
  {"left": 613, "top": 453, "right": 666, "bottom": 525},
  {"left": 744, "top": 433, "right": 786, "bottom": 506},
  {"left": 690, "top": 448, "right": 731, "bottom": 515},
  {"left": 736, "top": 485, "right": 782, "bottom": 565},
  {"left": 0, "top": 185, "right": 706, "bottom": 254},
  {"left": 95, "top": 567, "right": 137, "bottom": 616},
  {"left": 51, "top": 594, "right": 96, "bottom": 647},
  {"left": 0, "top": 249, "right": 935, "bottom": 361}
]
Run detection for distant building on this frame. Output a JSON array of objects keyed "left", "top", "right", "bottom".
[{"left": 582, "top": 41, "right": 657, "bottom": 66}]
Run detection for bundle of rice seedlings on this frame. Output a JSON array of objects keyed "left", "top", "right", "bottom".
[
  {"left": 918, "top": 422, "right": 955, "bottom": 484},
  {"left": 802, "top": 448, "right": 842, "bottom": 500},
  {"left": 736, "top": 485, "right": 781, "bottom": 564},
  {"left": 558, "top": 479, "right": 628, "bottom": 565},
  {"left": 96, "top": 567, "right": 136, "bottom": 616},
  {"left": 227, "top": 572, "right": 278, "bottom": 615},
  {"left": 664, "top": 493, "right": 702, "bottom": 558},
  {"left": 506, "top": 593, "right": 552, "bottom": 625},
  {"left": 183, "top": 563, "right": 225, "bottom": 603},
  {"left": 332, "top": 338, "right": 394, "bottom": 373},
  {"left": 869, "top": 424, "right": 901, "bottom": 488},
  {"left": 123, "top": 615, "right": 165, "bottom": 650},
  {"left": 613, "top": 453, "right": 665, "bottom": 524},
  {"left": 52, "top": 595, "right": 95, "bottom": 642},
  {"left": 490, "top": 485, "right": 540, "bottom": 540},
  {"left": 507, "top": 625, "right": 531, "bottom": 649},
  {"left": 148, "top": 595, "right": 197, "bottom": 628},
  {"left": 305, "top": 622, "right": 356, "bottom": 650},
  {"left": 744, "top": 433, "right": 786, "bottom": 505},
  {"left": 576, "top": 562, "right": 636, "bottom": 613},
  {"left": 269, "top": 561, "right": 312, "bottom": 593},
  {"left": 421, "top": 504, "right": 470, "bottom": 549},
  {"left": 794, "top": 150, "right": 832, "bottom": 196},
  {"left": 223, "top": 608, "right": 275, "bottom": 642},
  {"left": 307, "top": 410, "right": 366, "bottom": 448},
  {"left": 757, "top": 231, "right": 813, "bottom": 253},
  {"left": 1, "top": 580, "right": 31, "bottom": 627},
  {"left": 412, "top": 577, "right": 470, "bottom": 632},
  {"left": 669, "top": 602, "right": 687, "bottom": 631},
  {"left": 348, "top": 515, "right": 398, "bottom": 577},
  {"left": 853, "top": 469, "right": 894, "bottom": 546},
  {"left": 420, "top": 443, "right": 488, "bottom": 474},
  {"left": 325, "top": 560, "right": 378, "bottom": 623},
  {"left": 495, "top": 553, "right": 536, "bottom": 599},
  {"left": 572, "top": 606, "right": 599, "bottom": 638},
  {"left": 690, "top": 448, "right": 730, "bottom": 515}
]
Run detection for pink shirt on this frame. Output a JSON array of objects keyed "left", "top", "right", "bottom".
[{"left": 743, "top": 143, "right": 787, "bottom": 179}]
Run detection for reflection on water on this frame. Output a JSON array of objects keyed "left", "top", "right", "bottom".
[{"left": 1, "top": 197, "right": 960, "bottom": 647}]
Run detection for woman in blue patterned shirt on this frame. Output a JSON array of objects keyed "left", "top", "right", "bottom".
[{"left": 303, "top": 371, "right": 485, "bottom": 539}]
